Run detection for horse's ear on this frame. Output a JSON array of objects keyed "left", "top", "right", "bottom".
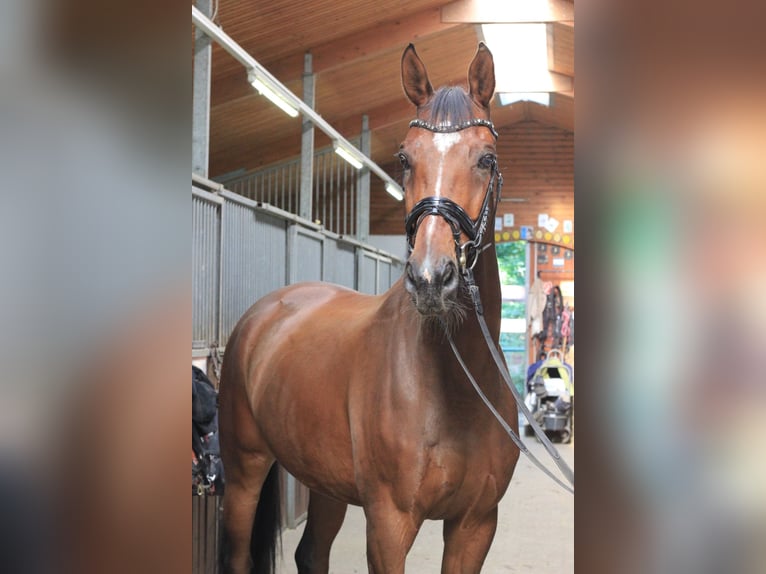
[
  {"left": 468, "top": 42, "right": 496, "bottom": 109},
  {"left": 401, "top": 43, "right": 433, "bottom": 107}
]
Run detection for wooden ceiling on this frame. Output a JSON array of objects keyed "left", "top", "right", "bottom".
[{"left": 203, "top": 0, "right": 574, "bottom": 180}]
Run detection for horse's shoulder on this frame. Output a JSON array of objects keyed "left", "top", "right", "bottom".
[
  {"left": 283, "top": 280, "right": 358, "bottom": 297},
  {"left": 278, "top": 281, "right": 374, "bottom": 308},
  {"left": 245, "top": 281, "right": 352, "bottom": 309},
  {"left": 246, "top": 282, "right": 380, "bottom": 322}
]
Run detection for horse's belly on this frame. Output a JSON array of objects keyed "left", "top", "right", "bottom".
[
  {"left": 254, "top": 362, "right": 361, "bottom": 504},
  {"left": 245, "top": 289, "right": 369, "bottom": 505},
  {"left": 285, "top": 462, "right": 361, "bottom": 506}
]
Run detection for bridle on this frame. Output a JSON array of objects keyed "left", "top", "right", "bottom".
[
  {"left": 403, "top": 118, "right": 503, "bottom": 274},
  {"left": 402, "top": 116, "right": 576, "bottom": 494}
]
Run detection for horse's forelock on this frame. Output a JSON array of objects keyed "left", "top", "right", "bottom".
[{"left": 425, "top": 87, "right": 473, "bottom": 125}]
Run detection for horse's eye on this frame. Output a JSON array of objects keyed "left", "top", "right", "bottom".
[
  {"left": 478, "top": 154, "right": 496, "bottom": 170},
  {"left": 397, "top": 152, "right": 411, "bottom": 170}
]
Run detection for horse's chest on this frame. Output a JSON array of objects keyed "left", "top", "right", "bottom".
[
  {"left": 352, "top": 360, "right": 516, "bottom": 516},
  {"left": 412, "top": 441, "right": 506, "bottom": 519}
]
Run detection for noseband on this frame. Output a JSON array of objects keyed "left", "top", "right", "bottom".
[{"left": 403, "top": 118, "right": 504, "bottom": 273}]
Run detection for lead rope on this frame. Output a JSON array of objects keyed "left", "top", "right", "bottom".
[{"left": 443, "top": 268, "right": 575, "bottom": 494}]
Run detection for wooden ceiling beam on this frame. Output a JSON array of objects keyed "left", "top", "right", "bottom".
[
  {"left": 441, "top": 0, "right": 573, "bottom": 24},
  {"left": 299, "top": 8, "right": 463, "bottom": 78},
  {"left": 549, "top": 22, "right": 574, "bottom": 77},
  {"left": 210, "top": 8, "right": 464, "bottom": 108},
  {"left": 211, "top": 89, "right": 572, "bottom": 176},
  {"left": 211, "top": 80, "right": 461, "bottom": 175},
  {"left": 524, "top": 94, "right": 574, "bottom": 132}
]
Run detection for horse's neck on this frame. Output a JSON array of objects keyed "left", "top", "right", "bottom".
[{"left": 469, "top": 248, "right": 502, "bottom": 330}]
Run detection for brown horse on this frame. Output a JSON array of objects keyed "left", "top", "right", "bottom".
[{"left": 218, "top": 43, "right": 519, "bottom": 574}]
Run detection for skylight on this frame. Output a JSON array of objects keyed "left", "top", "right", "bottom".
[
  {"left": 481, "top": 23, "right": 554, "bottom": 107},
  {"left": 498, "top": 92, "right": 551, "bottom": 106}
]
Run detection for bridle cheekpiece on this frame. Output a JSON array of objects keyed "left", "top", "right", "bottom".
[{"left": 403, "top": 118, "right": 504, "bottom": 274}]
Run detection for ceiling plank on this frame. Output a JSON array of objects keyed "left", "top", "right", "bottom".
[
  {"left": 204, "top": 0, "right": 572, "bottom": 179},
  {"left": 211, "top": 0, "right": 454, "bottom": 78},
  {"left": 211, "top": 76, "right": 464, "bottom": 175},
  {"left": 210, "top": 9, "right": 466, "bottom": 108},
  {"left": 297, "top": 7, "right": 463, "bottom": 77},
  {"left": 210, "top": 85, "right": 569, "bottom": 176},
  {"left": 524, "top": 94, "right": 574, "bottom": 132},
  {"left": 550, "top": 22, "right": 574, "bottom": 77},
  {"left": 441, "top": 0, "right": 573, "bottom": 24}
]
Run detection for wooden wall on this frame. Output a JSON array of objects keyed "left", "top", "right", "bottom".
[
  {"left": 370, "top": 169, "right": 407, "bottom": 235},
  {"left": 370, "top": 120, "right": 574, "bottom": 248},
  {"left": 495, "top": 120, "right": 573, "bottom": 234}
]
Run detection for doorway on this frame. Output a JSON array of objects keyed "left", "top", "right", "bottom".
[{"left": 496, "top": 241, "right": 529, "bottom": 394}]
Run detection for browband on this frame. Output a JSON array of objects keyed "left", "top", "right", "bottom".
[{"left": 408, "top": 118, "right": 498, "bottom": 139}]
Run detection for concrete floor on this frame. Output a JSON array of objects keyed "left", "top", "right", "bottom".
[{"left": 275, "top": 436, "right": 574, "bottom": 573}]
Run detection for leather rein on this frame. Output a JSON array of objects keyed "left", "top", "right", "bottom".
[{"left": 403, "top": 118, "right": 575, "bottom": 493}]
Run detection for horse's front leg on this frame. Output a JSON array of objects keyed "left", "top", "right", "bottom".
[
  {"left": 441, "top": 506, "right": 498, "bottom": 574},
  {"left": 364, "top": 493, "right": 422, "bottom": 574}
]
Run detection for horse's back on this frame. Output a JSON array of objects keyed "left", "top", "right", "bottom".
[
  {"left": 227, "top": 280, "right": 378, "bottom": 361},
  {"left": 224, "top": 280, "right": 380, "bottom": 396}
]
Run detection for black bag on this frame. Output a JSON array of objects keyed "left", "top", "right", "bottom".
[
  {"left": 193, "top": 366, "right": 218, "bottom": 434},
  {"left": 192, "top": 366, "right": 224, "bottom": 495}
]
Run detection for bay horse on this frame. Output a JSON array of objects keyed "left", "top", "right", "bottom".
[{"left": 218, "top": 42, "right": 519, "bottom": 574}]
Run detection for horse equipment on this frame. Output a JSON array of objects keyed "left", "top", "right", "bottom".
[
  {"left": 404, "top": 118, "right": 503, "bottom": 273},
  {"left": 446, "top": 268, "right": 575, "bottom": 492},
  {"left": 407, "top": 117, "right": 575, "bottom": 493}
]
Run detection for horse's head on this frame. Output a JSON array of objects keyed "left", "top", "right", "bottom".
[{"left": 399, "top": 43, "right": 500, "bottom": 318}]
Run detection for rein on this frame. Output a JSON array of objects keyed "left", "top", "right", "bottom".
[
  {"left": 404, "top": 117, "right": 575, "bottom": 493},
  {"left": 444, "top": 267, "right": 575, "bottom": 494}
]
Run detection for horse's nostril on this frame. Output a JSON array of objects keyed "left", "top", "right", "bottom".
[
  {"left": 441, "top": 263, "right": 459, "bottom": 290},
  {"left": 442, "top": 264, "right": 454, "bottom": 284},
  {"left": 405, "top": 263, "right": 417, "bottom": 288}
]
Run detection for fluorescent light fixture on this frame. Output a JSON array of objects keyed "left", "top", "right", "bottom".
[
  {"left": 498, "top": 92, "right": 550, "bottom": 107},
  {"left": 385, "top": 181, "right": 404, "bottom": 201},
  {"left": 248, "top": 71, "right": 299, "bottom": 117},
  {"left": 333, "top": 142, "right": 364, "bottom": 169}
]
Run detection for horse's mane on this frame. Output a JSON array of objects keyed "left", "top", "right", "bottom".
[{"left": 425, "top": 86, "right": 474, "bottom": 125}]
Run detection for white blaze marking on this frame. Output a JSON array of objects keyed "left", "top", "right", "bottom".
[
  {"left": 433, "top": 132, "right": 462, "bottom": 154},
  {"left": 431, "top": 132, "right": 461, "bottom": 197},
  {"left": 420, "top": 218, "right": 440, "bottom": 278}
]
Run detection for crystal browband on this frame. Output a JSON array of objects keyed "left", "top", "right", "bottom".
[{"left": 408, "top": 118, "right": 498, "bottom": 139}]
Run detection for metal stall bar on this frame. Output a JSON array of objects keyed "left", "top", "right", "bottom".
[{"left": 192, "top": 186, "right": 222, "bottom": 352}]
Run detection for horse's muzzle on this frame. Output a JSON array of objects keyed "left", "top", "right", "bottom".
[{"left": 404, "top": 257, "right": 459, "bottom": 315}]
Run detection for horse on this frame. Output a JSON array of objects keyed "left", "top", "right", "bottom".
[{"left": 218, "top": 42, "right": 519, "bottom": 574}]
